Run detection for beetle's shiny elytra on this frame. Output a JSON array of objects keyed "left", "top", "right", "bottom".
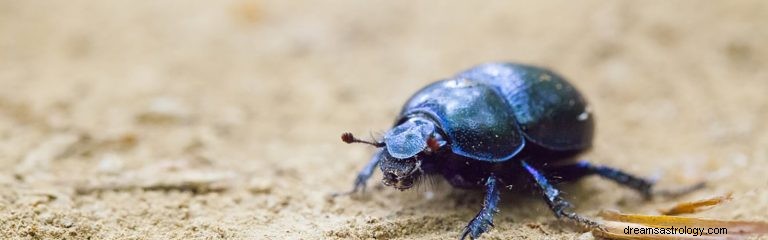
[
  {"left": 336, "top": 62, "right": 701, "bottom": 240},
  {"left": 400, "top": 63, "right": 594, "bottom": 161}
]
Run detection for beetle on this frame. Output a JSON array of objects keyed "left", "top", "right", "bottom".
[{"left": 335, "top": 62, "right": 702, "bottom": 239}]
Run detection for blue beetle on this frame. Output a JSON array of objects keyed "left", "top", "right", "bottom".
[{"left": 337, "top": 63, "right": 702, "bottom": 239}]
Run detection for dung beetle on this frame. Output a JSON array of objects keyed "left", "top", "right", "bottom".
[{"left": 336, "top": 62, "right": 702, "bottom": 239}]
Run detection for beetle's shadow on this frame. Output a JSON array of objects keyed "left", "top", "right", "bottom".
[
  {"left": 358, "top": 173, "right": 648, "bottom": 232},
  {"left": 422, "top": 177, "right": 644, "bottom": 230}
]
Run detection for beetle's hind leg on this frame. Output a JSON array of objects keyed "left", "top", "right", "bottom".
[
  {"left": 461, "top": 175, "right": 500, "bottom": 240},
  {"left": 546, "top": 160, "right": 704, "bottom": 199},
  {"left": 331, "top": 150, "right": 383, "bottom": 197},
  {"left": 547, "top": 160, "right": 654, "bottom": 198},
  {"left": 521, "top": 161, "right": 603, "bottom": 230}
]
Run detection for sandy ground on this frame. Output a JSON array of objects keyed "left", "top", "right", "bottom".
[{"left": 1, "top": 0, "right": 767, "bottom": 239}]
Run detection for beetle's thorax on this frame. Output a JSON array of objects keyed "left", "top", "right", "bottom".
[{"left": 383, "top": 117, "right": 439, "bottom": 158}]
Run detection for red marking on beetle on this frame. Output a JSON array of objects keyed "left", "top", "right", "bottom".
[{"left": 427, "top": 136, "right": 440, "bottom": 152}]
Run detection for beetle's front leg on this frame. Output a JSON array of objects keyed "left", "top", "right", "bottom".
[
  {"left": 461, "top": 175, "right": 500, "bottom": 240},
  {"left": 521, "top": 161, "right": 602, "bottom": 230},
  {"left": 332, "top": 150, "right": 383, "bottom": 197}
]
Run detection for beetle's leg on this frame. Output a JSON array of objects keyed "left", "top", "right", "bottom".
[
  {"left": 547, "top": 160, "right": 654, "bottom": 198},
  {"left": 522, "top": 161, "right": 603, "bottom": 230},
  {"left": 546, "top": 160, "right": 704, "bottom": 199},
  {"left": 461, "top": 175, "right": 500, "bottom": 240},
  {"left": 331, "top": 150, "right": 383, "bottom": 197}
]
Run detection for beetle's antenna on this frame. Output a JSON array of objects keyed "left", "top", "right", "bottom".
[{"left": 341, "top": 132, "right": 385, "bottom": 147}]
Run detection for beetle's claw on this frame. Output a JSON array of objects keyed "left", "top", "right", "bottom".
[
  {"left": 330, "top": 174, "right": 369, "bottom": 198},
  {"left": 460, "top": 228, "right": 471, "bottom": 240},
  {"left": 460, "top": 218, "right": 491, "bottom": 240},
  {"left": 352, "top": 175, "right": 368, "bottom": 193},
  {"left": 461, "top": 210, "right": 496, "bottom": 239}
]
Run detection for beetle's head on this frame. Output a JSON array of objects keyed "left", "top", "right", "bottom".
[
  {"left": 342, "top": 118, "right": 445, "bottom": 191},
  {"left": 378, "top": 150, "right": 421, "bottom": 190}
]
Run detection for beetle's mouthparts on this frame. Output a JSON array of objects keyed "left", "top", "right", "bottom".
[
  {"left": 379, "top": 153, "right": 423, "bottom": 190},
  {"left": 382, "top": 168, "right": 421, "bottom": 190},
  {"left": 383, "top": 175, "right": 414, "bottom": 190}
]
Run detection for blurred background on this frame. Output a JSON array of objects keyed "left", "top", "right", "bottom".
[{"left": 1, "top": 0, "right": 767, "bottom": 239}]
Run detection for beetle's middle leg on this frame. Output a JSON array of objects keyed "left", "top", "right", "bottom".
[
  {"left": 461, "top": 175, "right": 500, "bottom": 240},
  {"left": 332, "top": 150, "right": 383, "bottom": 197},
  {"left": 521, "top": 161, "right": 603, "bottom": 230},
  {"left": 545, "top": 160, "right": 704, "bottom": 199}
]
